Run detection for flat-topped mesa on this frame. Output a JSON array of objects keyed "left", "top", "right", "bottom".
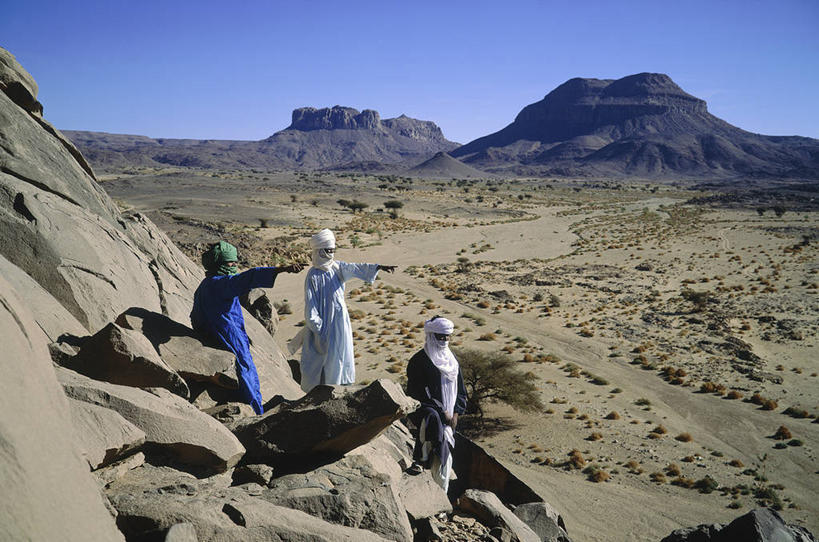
[{"left": 288, "top": 106, "right": 382, "bottom": 131}]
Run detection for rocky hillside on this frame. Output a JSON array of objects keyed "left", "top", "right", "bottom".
[
  {"left": 64, "top": 106, "right": 458, "bottom": 172},
  {"left": 451, "top": 73, "right": 819, "bottom": 179}
]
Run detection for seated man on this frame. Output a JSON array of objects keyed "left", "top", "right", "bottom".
[
  {"left": 191, "top": 240, "right": 302, "bottom": 415},
  {"left": 405, "top": 316, "right": 467, "bottom": 492}
]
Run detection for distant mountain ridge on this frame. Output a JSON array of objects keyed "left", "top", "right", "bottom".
[
  {"left": 452, "top": 73, "right": 819, "bottom": 179},
  {"left": 65, "top": 106, "right": 458, "bottom": 172}
]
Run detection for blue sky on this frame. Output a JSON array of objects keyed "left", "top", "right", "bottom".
[{"left": 3, "top": 0, "right": 817, "bottom": 143}]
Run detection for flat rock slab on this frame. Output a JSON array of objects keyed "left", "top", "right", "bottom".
[
  {"left": 261, "top": 454, "right": 413, "bottom": 542},
  {"left": 513, "top": 502, "right": 572, "bottom": 542},
  {"left": 116, "top": 307, "right": 238, "bottom": 389},
  {"left": 230, "top": 379, "right": 417, "bottom": 467},
  {"left": 457, "top": 489, "right": 540, "bottom": 542},
  {"left": 69, "top": 322, "right": 189, "bottom": 398},
  {"left": 399, "top": 470, "right": 453, "bottom": 520},
  {"left": 107, "top": 464, "right": 390, "bottom": 542},
  {"left": 67, "top": 397, "right": 146, "bottom": 469},
  {"left": 59, "top": 367, "right": 244, "bottom": 473}
]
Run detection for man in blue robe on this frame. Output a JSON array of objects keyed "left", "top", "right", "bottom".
[
  {"left": 299, "top": 229, "right": 395, "bottom": 392},
  {"left": 191, "top": 241, "right": 302, "bottom": 414}
]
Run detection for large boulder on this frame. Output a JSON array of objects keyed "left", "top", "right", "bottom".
[
  {"left": 116, "top": 307, "right": 239, "bottom": 389},
  {"left": 513, "top": 502, "right": 571, "bottom": 542},
  {"left": 240, "top": 288, "right": 278, "bottom": 338},
  {"left": 457, "top": 489, "right": 540, "bottom": 542},
  {"left": 69, "top": 322, "right": 190, "bottom": 398},
  {"left": 0, "top": 275, "right": 124, "bottom": 541},
  {"left": 660, "top": 508, "right": 816, "bottom": 542},
  {"left": 260, "top": 454, "right": 414, "bottom": 542},
  {"left": 107, "top": 464, "right": 391, "bottom": 541},
  {"left": 399, "top": 471, "right": 453, "bottom": 520},
  {"left": 59, "top": 367, "right": 245, "bottom": 473},
  {"left": 229, "top": 379, "right": 417, "bottom": 466},
  {"left": 452, "top": 431, "right": 544, "bottom": 506},
  {"left": 67, "top": 397, "right": 146, "bottom": 469}
]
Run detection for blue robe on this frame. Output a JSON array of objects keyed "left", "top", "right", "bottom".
[
  {"left": 301, "top": 261, "right": 379, "bottom": 392},
  {"left": 190, "top": 267, "right": 279, "bottom": 414}
]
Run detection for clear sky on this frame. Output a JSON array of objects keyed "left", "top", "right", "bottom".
[{"left": 2, "top": 0, "right": 817, "bottom": 144}]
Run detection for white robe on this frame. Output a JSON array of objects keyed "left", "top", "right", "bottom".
[{"left": 300, "top": 261, "right": 379, "bottom": 392}]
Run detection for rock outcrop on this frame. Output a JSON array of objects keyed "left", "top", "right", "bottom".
[
  {"left": 65, "top": 106, "right": 458, "bottom": 172},
  {"left": 59, "top": 367, "right": 245, "bottom": 473},
  {"left": 230, "top": 379, "right": 418, "bottom": 466},
  {"left": 661, "top": 508, "right": 817, "bottom": 542},
  {"left": 457, "top": 489, "right": 541, "bottom": 542},
  {"left": 451, "top": 72, "right": 819, "bottom": 179},
  {"left": 67, "top": 398, "right": 146, "bottom": 469},
  {"left": 0, "top": 275, "right": 124, "bottom": 541}
]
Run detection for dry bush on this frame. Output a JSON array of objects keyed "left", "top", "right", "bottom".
[
  {"left": 783, "top": 407, "right": 811, "bottom": 419},
  {"left": 587, "top": 432, "right": 603, "bottom": 441},
  {"left": 682, "top": 455, "right": 696, "bottom": 463},
  {"left": 694, "top": 476, "right": 719, "bottom": 494},
  {"left": 726, "top": 390, "right": 744, "bottom": 400},
  {"left": 652, "top": 425, "right": 668, "bottom": 435},
  {"left": 728, "top": 459, "right": 744, "bottom": 468},
  {"left": 477, "top": 300, "right": 490, "bottom": 309},
  {"left": 773, "top": 426, "right": 792, "bottom": 440},
  {"left": 671, "top": 477, "right": 696, "bottom": 489},
  {"left": 675, "top": 433, "right": 693, "bottom": 443},
  {"left": 605, "top": 411, "right": 621, "bottom": 420},
  {"left": 666, "top": 463, "right": 682, "bottom": 476},
  {"left": 566, "top": 449, "right": 586, "bottom": 470},
  {"left": 584, "top": 465, "right": 610, "bottom": 483},
  {"left": 650, "top": 472, "right": 667, "bottom": 484},
  {"left": 478, "top": 333, "right": 496, "bottom": 341}
]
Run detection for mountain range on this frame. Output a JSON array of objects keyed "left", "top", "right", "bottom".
[{"left": 66, "top": 74, "right": 819, "bottom": 180}]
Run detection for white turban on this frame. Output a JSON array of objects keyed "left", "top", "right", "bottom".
[
  {"left": 310, "top": 229, "right": 335, "bottom": 249},
  {"left": 310, "top": 229, "right": 336, "bottom": 271},
  {"left": 423, "top": 317, "right": 459, "bottom": 418}
]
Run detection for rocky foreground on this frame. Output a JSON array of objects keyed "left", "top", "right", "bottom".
[{"left": 1, "top": 47, "right": 815, "bottom": 542}]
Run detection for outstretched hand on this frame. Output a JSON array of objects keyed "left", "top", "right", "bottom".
[
  {"left": 378, "top": 265, "right": 397, "bottom": 273},
  {"left": 279, "top": 263, "right": 305, "bottom": 274}
]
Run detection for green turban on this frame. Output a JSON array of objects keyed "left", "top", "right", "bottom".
[{"left": 202, "top": 241, "right": 239, "bottom": 276}]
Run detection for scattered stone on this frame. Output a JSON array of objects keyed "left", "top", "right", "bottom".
[
  {"left": 230, "top": 379, "right": 417, "bottom": 466},
  {"left": 94, "top": 452, "right": 146, "bottom": 487},
  {"left": 457, "top": 489, "right": 540, "bottom": 542},
  {"left": 68, "top": 322, "right": 190, "bottom": 398},
  {"left": 59, "top": 367, "right": 245, "bottom": 473}
]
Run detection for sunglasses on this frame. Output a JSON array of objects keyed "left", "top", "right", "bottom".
[{"left": 433, "top": 333, "right": 451, "bottom": 341}]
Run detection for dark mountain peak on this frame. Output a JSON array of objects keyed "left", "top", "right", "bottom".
[{"left": 288, "top": 106, "right": 381, "bottom": 131}]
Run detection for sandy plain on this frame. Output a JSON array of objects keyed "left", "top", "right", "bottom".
[{"left": 102, "top": 168, "right": 818, "bottom": 541}]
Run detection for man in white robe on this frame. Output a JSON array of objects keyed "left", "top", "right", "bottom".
[{"left": 299, "top": 228, "right": 396, "bottom": 392}]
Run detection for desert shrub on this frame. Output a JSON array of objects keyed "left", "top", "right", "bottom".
[
  {"left": 589, "top": 375, "right": 609, "bottom": 385},
  {"left": 348, "top": 200, "right": 369, "bottom": 213},
  {"left": 275, "top": 301, "right": 293, "bottom": 315},
  {"left": 566, "top": 449, "right": 586, "bottom": 470},
  {"left": 762, "top": 399, "right": 778, "bottom": 410},
  {"left": 726, "top": 390, "right": 744, "bottom": 400},
  {"left": 587, "top": 432, "right": 603, "bottom": 441},
  {"left": 652, "top": 425, "right": 668, "bottom": 435},
  {"left": 728, "top": 500, "right": 742, "bottom": 509},
  {"left": 783, "top": 407, "right": 810, "bottom": 419},
  {"left": 634, "top": 398, "right": 651, "bottom": 406},
  {"left": 773, "top": 426, "right": 792, "bottom": 440},
  {"left": 695, "top": 476, "right": 719, "bottom": 494},
  {"left": 583, "top": 465, "right": 610, "bottom": 483},
  {"left": 675, "top": 433, "right": 693, "bottom": 442},
  {"left": 605, "top": 411, "right": 620, "bottom": 420},
  {"left": 682, "top": 455, "right": 696, "bottom": 463},
  {"left": 456, "top": 348, "right": 543, "bottom": 419},
  {"left": 787, "top": 439, "right": 803, "bottom": 447},
  {"left": 384, "top": 200, "right": 403, "bottom": 210},
  {"left": 476, "top": 300, "right": 490, "bottom": 309},
  {"left": 650, "top": 472, "right": 667, "bottom": 484},
  {"left": 729, "top": 459, "right": 744, "bottom": 468},
  {"left": 671, "top": 477, "right": 696, "bottom": 489},
  {"left": 681, "top": 289, "right": 714, "bottom": 312},
  {"left": 666, "top": 463, "right": 681, "bottom": 476}
]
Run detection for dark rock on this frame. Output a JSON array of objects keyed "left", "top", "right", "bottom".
[
  {"left": 204, "top": 402, "right": 256, "bottom": 424},
  {"left": 451, "top": 72, "right": 819, "bottom": 180},
  {"left": 513, "top": 502, "right": 572, "bottom": 541},
  {"left": 233, "top": 464, "right": 275, "bottom": 487},
  {"left": 229, "top": 379, "right": 417, "bottom": 467},
  {"left": 660, "top": 508, "right": 817, "bottom": 542},
  {"left": 456, "top": 489, "right": 540, "bottom": 542},
  {"left": 415, "top": 516, "right": 444, "bottom": 541},
  {"left": 490, "top": 527, "right": 514, "bottom": 542},
  {"left": 240, "top": 288, "right": 278, "bottom": 338},
  {"left": 59, "top": 367, "right": 245, "bottom": 473},
  {"left": 452, "top": 432, "right": 544, "bottom": 506},
  {"left": 635, "top": 262, "right": 654, "bottom": 271},
  {"left": 69, "top": 322, "right": 190, "bottom": 398}
]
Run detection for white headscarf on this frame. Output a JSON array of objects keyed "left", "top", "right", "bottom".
[
  {"left": 423, "top": 317, "right": 459, "bottom": 417},
  {"left": 310, "top": 229, "right": 335, "bottom": 271}
]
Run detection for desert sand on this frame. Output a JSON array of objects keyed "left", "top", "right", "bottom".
[{"left": 102, "top": 168, "right": 818, "bottom": 541}]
